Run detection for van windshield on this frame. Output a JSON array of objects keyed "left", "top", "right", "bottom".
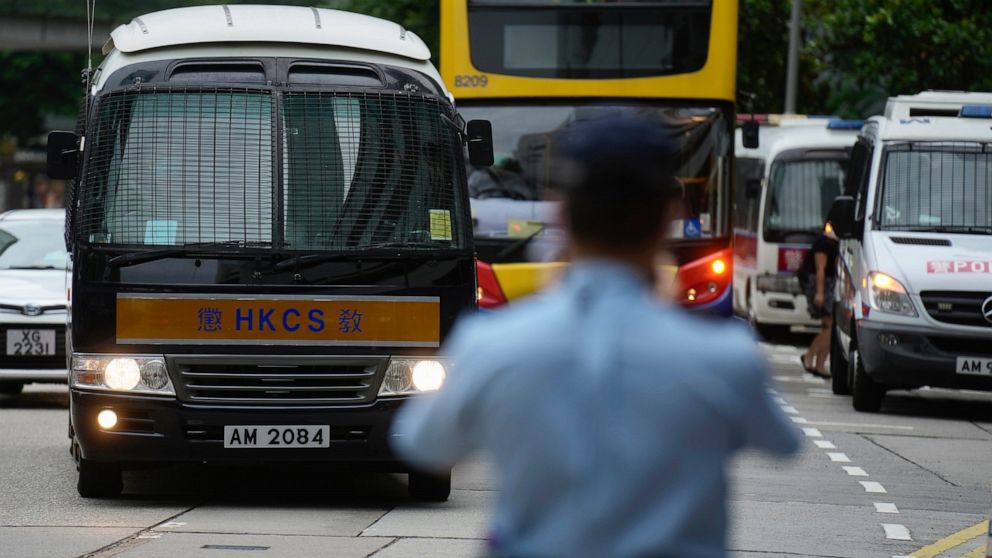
[
  {"left": 78, "top": 89, "right": 467, "bottom": 251},
  {"left": 879, "top": 143, "right": 992, "bottom": 233},
  {"left": 763, "top": 158, "right": 846, "bottom": 242}
]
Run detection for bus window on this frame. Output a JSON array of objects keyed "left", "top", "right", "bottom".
[{"left": 467, "top": 0, "right": 712, "bottom": 79}]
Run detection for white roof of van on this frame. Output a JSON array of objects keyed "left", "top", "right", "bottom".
[
  {"left": 736, "top": 119, "right": 858, "bottom": 162},
  {"left": 107, "top": 5, "right": 430, "bottom": 61},
  {"left": 884, "top": 90, "right": 992, "bottom": 120},
  {"left": 875, "top": 91, "right": 992, "bottom": 142}
]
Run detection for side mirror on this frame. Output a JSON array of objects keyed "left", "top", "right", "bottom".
[
  {"left": 745, "top": 178, "right": 762, "bottom": 199},
  {"left": 827, "top": 195, "right": 856, "bottom": 239},
  {"left": 47, "top": 131, "right": 80, "bottom": 180},
  {"left": 741, "top": 120, "right": 760, "bottom": 149},
  {"left": 466, "top": 119, "right": 494, "bottom": 167}
]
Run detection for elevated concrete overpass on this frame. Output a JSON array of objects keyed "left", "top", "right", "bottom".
[{"left": 0, "top": 15, "right": 113, "bottom": 51}]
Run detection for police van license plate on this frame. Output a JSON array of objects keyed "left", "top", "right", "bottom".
[
  {"left": 224, "top": 425, "right": 330, "bottom": 448},
  {"left": 956, "top": 357, "right": 992, "bottom": 376},
  {"left": 6, "top": 329, "right": 56, "bottom": 356}
]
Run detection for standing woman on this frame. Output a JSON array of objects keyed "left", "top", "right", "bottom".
[{"left": 801, "top": 223, "right": 839, "bottom": 378}]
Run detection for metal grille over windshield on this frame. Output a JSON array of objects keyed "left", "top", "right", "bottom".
[
  {"left": 282, "top": 92, "right": 463, "bottom": 250},
  {"left": 880, "top": 143, "right": 992, "bottom": 233},
  {"left": 764, "top": 159, "right": 845, "bottom": 239},
  {"left": 81, "top": 89, "right": 274, "bottom": 246},
  {"left": 78, "top": 88, "right": 466, "bottom": 251}
]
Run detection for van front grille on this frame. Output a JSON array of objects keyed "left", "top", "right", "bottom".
[
  {"left": 920, "top": 291, "right": 992, "bottom": 328},
  {"left": 929, "top": 336, "right": 992, "bottom": 356},
  {"left": 171, "top": 356, "right": 384, "bottom": 405}
]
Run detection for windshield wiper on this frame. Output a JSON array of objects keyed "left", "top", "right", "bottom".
[
  {"left": 107, "top": 241, "right": 279, "bottom": 268},
  {"left": 887, "top": 225, "right": 992, "bottom": 235},
  {"left": 274, "top": 242, "right": 442, "bottom": 272},
  {"left": 6, "top": 265, "right": 59, "bottom": 270}
]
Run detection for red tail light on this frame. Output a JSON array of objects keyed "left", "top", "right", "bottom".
[
  {"left": 674, "top": 248, "right": 733, "bottom": 308},
  {"left": 476, "top": 260, "right": 507, "bottom": 309}
]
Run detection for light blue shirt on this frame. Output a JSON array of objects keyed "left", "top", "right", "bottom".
[{"left": 391, "top": 260, "right": 801, "bottom": 557}]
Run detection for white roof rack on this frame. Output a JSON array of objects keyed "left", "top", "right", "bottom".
[
  {"left": 108, "top": 5, "right": 431, "bottom": 61},
  {"left": 884, "top": 90, "right": 992, "bottom": 120}
]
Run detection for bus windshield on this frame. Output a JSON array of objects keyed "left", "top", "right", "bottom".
[
  {"left": 78, "top": 90, "right": 467, "bottom": 252},
  {"left": 763, "top": 158, "right": 846, "bottom": 242},
  {"left": 459, "top": 103, "right": 731, "bottom": 243},
  {"left": 879, "top": 143, "right": 992, "bottom": 234}
]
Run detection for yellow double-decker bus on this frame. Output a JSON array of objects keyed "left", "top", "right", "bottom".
[{"left": 441, "top": 0, "right": 738, "bottom": 315}]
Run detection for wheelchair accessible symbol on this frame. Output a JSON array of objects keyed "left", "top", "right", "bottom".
[{"left": 683, "top": 218, "right": 702, "bottom": 238}]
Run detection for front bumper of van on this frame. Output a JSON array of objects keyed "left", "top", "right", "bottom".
[
  {"left": 752, "top": 290, "right": 821, "bottom": 328},
  {"left": 857, "top": 321, "right": 992, "bottom": 391},
  {"left": 70, "top": 390, "right": 410, "bottom": 470}
]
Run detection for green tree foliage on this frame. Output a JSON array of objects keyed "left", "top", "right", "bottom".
[
  {"left": 804, "top": 0, "right": 992, "bottom": 117},
  {"left": 736, "top": 0, "right": 829, "bottom": 115},
  {"left": 738, "top": 0, "right": 992, "bottom": 117},
  {"left": 0, "top": 52, "right": 84, "bottom": 143}
]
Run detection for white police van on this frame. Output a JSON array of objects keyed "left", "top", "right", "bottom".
[
  {"left": 828, "top": 91, "right": 992, "bottom": 410},
  {"left": 734, "top": 117, "right": 859, "bottom": 337}
]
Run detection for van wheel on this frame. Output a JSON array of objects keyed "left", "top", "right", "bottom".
[
  {"left": 408, "top": 471, "right": 451, "bottom": 502},
  {"left": 851, "top": 349, "right": 885, "bottom": 413},
  {"left": 829, "top": 323, "right": 851, "bottom": 395},
  {"left": 77, "top": 459, "right": 123, "bottom": 498},
  {"left": 0, "top": 382, "right": 24, "bottom": 395}
]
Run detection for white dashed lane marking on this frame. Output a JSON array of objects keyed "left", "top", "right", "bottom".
[
  {"left": 764, "top": 349, "right": 909, "bottom": 553},
  {"left": 874, "top": 503, "right": 899, "bottom": 514},
  {"left": 860, "top": 481, "right": 888, "bottom": 494},
  {"left": 882, "top": 523, "right": 912, "bottom": 541}
]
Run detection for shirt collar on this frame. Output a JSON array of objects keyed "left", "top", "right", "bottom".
[{"left": 562, "top": 258, "right": 653, "bottom": 295}]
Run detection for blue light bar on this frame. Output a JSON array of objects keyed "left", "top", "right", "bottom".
[
  {"left": 827, "top": 118, "right": 864, "bottom": 130},
  {"left": 959, "top": 105, "right": 992, "bottom": 118}
]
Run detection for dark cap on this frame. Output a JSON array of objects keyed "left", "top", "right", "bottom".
[{"left": 554, "top": 115, "right": 679, "bottom": 198}]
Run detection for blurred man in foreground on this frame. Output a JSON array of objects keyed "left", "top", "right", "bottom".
[{"left": 391, "top": 116, "right": 801, "bottom": 557}]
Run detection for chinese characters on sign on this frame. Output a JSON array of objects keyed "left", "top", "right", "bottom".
[
  {"left": 197, "top": 307, "right": 223, "bottom": 332},
  {"left": 778, "top": 246, "right": 808, "bottom": 273},
  {"left": 338, "top": 309, "right": 363, "bottom": 334}
]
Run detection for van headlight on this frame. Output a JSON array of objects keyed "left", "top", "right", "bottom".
[
  {"left": 867, "top": 272, "right": 917, "bottom": 317},
  {"left": 378, "top": 358, "right": 448, "bottom": 396},
  {"left": 70, "top": 354, "right": 176, "bottom": 395}
]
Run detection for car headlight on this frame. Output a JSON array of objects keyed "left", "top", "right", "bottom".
[
  {"left": 755, "top": 274, "right": 802, "bottom": 294},
  {"left": 70, "top": 354, "right": 176, "bottom": 395},
  {"left": 378, "top": 358, "right": 448, "bottom": 396},
  {"left": 867, "top": 272, "right": 917, "bottom": 316}
]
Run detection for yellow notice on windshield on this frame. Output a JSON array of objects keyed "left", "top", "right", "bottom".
[
  {"left": 116, "top": 294, "right": 440, "bottom": 347},
  {"left": 429, "top": 209, "right": 452, "bottom": 241}
]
